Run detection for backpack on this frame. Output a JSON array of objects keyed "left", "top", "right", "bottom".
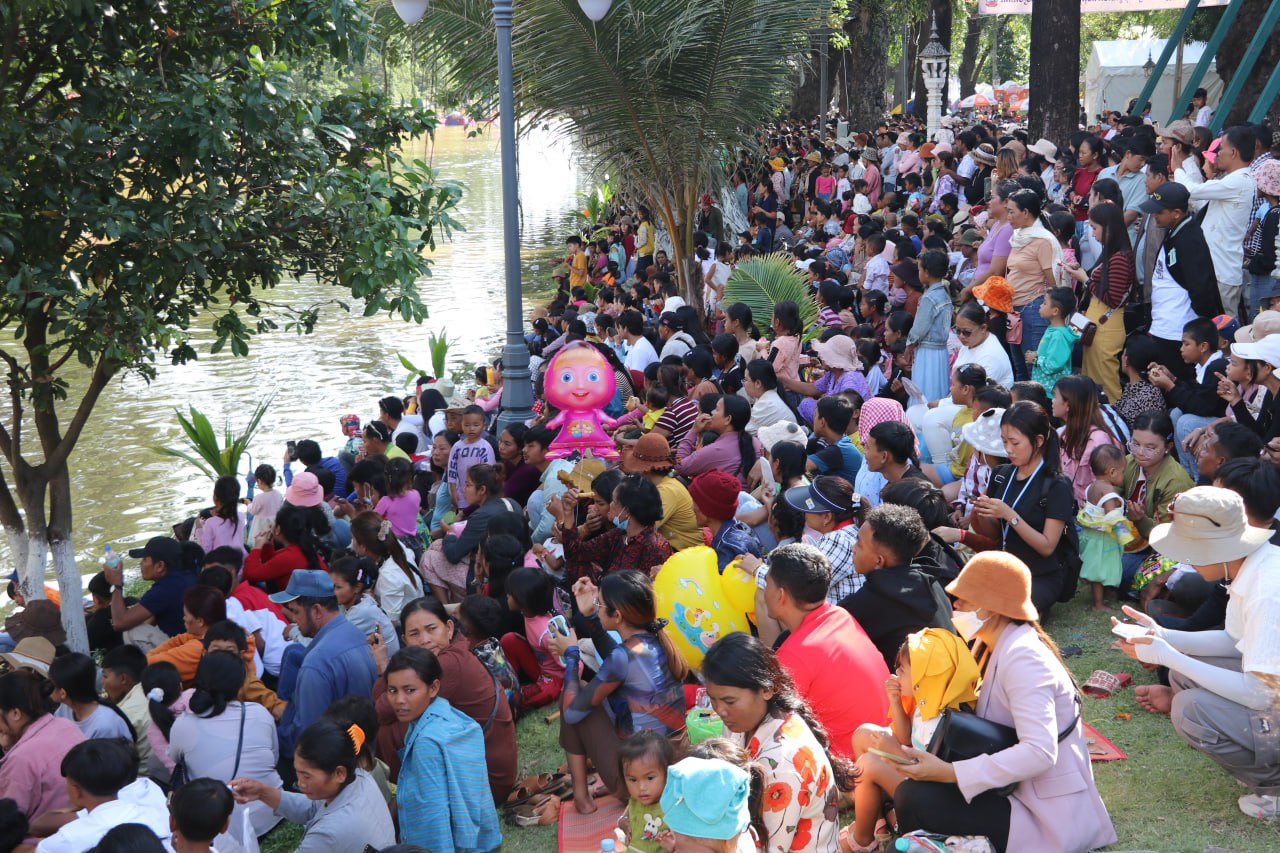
[{"left": 988, "top": 464, "right": 1083, "bottom": 604}]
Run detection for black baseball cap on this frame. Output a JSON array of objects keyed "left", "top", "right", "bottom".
[
  {"left": 127, "top": 536, "right": 184, "bottom": 569},
  {"left": 1138, "top": 181, "right": 1190, "bottom": 213}
]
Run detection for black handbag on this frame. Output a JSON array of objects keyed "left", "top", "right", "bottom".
[{"left": 927, "top": 701, "right": 1080, "bottom": 797}]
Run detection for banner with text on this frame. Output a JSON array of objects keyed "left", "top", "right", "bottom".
[{"left": 978, "top": 0, "right": 1229, "bottom": 13}]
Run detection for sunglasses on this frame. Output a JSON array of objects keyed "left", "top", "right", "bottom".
[{"left": 953, "top": 327, "right": 976, "bottom": 339}]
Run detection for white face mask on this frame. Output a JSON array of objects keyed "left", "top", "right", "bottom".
[{"left": 951, "top": 609, "right": 987, "bottom": 642}]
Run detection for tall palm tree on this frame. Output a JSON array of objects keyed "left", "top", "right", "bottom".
[{"left": 386, "top": 0, "right": 827, "bottom": 308}]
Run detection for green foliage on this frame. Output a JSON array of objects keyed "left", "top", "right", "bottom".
[
  {"left": 428, "top": 331, "right": 451, "bottom": 380},
  {"left": 384, "top": 0, "right": 825, "bottom": 297},
  {"left": 0, "top": 0, "right": 464, "bottom": 415},
  {"left": 152, "top": 397, "right": 272, "bottom": 481},
  {"left": 722, "top": 253, "right": 819, "bottom": 335}
]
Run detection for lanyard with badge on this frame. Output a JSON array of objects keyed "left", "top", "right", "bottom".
[{"left": 999, "top": 459, "right": 1044, "bottom": 549}]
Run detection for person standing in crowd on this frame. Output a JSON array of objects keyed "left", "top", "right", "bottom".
[
  {"left": 1005, "top": 190, "right": 1062, "bottom": 379},
  {"left": 1138, "top": 182, "right": 1223, "bottom": 378},
  {"left": 1065, "top": 203, "right": 1134, "bottom": 401},
  {"left": 1182, "top": 127, "right": 1258, "bottom": 318}
]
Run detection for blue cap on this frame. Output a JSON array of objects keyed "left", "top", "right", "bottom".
[
  {"left": 660, "top": 757, "right": 750, "bottom": 841},
  {"left": 268, "top": 570, "right": 334, "bottom": 604}
]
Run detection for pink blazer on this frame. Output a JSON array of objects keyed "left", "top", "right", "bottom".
[{"left": 954, "top": 623, "right": 1116, "bottom": 853}]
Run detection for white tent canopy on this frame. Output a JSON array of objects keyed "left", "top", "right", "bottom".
[{"left": 1084, "top": 39, "right": 1223, "bottom": 122}]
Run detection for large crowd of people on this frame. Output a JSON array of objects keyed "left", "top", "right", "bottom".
[{"left": 0, "top": 99, "right": 1277, "bottom": 853}]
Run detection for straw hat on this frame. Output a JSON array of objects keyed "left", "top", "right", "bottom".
[
  {"left": 1152, "top": 119, "right": 1194, "bottom": 146},
  {"left": 1149, "top": 486, "right": 1273, "bottom": 566},
  {"left": 945, "top": 552, "right": 1039, "bottom": 622},
  {"left": 556, "top": 457, "right": 607, "bottom": 493},
  {"left": 960, "top": 407, "right": 1007, "bottom": 457},
  {"left": 1027, "top": 138, "right": 1059, "bottom": 163},
  {"left": 971, "top": 143, "right": 997, "bottom": 167},
  {"left": 804, "top": 150, "right": 822, "bottom": 164}
]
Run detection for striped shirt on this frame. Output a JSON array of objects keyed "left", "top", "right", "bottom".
[{"left": 653, "top": 396, "right": 699, "bottom": 446}]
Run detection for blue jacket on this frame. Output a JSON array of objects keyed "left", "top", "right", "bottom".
[
  {"left": 398, "top": 698, "right": 502, "bottom": 853},
  {"left": 284, "top": 456, "right": 346, "bottom": 498},
  {"left": 277, "top": 614, "right": 377, "bottom": 755}
]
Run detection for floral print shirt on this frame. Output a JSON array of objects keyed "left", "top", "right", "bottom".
[{"left": 737, "top": 712, "right": 840, "bottom": 853}]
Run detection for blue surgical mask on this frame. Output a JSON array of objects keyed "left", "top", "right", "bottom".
[{"left": 613, "top": 514, "right": 629, "bottom": 531}]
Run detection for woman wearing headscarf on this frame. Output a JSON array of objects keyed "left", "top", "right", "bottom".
[{"left": 855, "top": 398, "right": 917, "bottom": 509}]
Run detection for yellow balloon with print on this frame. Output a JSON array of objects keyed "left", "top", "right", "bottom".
[{"left": 652, "top": 546, "right": 752, "bottom": 669}]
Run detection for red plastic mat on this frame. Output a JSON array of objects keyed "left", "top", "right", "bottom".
[
  {"left": 1084, "top": 722, "right": 1126, "bottom": 761},
  {"left": 557, "top": 795, "right": 626, "bottom": 852}
]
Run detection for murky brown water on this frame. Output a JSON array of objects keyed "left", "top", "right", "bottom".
[{"left": 8, "top": 125, "right": 587, "bottom": 583}]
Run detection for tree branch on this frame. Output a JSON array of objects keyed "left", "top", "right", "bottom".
[
  {"left": 0, "top": 348, "right": 23, "bottom": 462},
  {"left": 44, "top": 354, "right": 114, "bottom": 473}
]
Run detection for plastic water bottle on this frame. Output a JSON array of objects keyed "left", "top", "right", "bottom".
[
  {"left": 600, "top": 839, "right": 616, "bottom": 852},
  {"left": 894, "top": 835, "right": 949, "bottom": 853},
  {"left": 102, "top": 545, "right": 122, "bottom": 571}
]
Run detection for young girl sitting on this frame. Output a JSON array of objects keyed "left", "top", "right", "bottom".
[
  {"left": 765, "top": 300, "right": 803, "bottom": 392},
  {"left": 500, "top": 566, "right": 567, "bottom": 709},
  {"left": 841, "top": 629, "right": 980, "bottom": 853},
  {"left": 246, "top": 464, "right": 282, "bottom": 545},
  {"left": 615, "top": 730, "right": 675, "bottom": 853},
  {"left": 328, "top": 554, "right": 399, "bottom": 654},
  {"left": 1027, "top": 286, "right": 1079, "bottom": 394},
  {"left": 193, "top": 476, "right": 246, "bottom": 557},
  {"left": 1077, "top": 444, "right": 1136, "bottom": 611},
  {"left": 49, "top": 652, "right": 134, "bottom": 741},
  {"left": 143, "top": 661, "right": 190, "bottom": 783}
]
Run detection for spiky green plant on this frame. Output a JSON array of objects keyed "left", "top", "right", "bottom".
[
  {"left": 721, "top": 252, "right": 820, "bottom": 332},
  {"left": 428, "top": 332, "right": 451, "bottom": 380},
  {"left": 152, "top": 397, "right": 273, "bottom": 480}
]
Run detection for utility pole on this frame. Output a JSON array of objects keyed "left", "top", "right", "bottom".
[{"left": 991, "top": 15, "right": 999, "bottom": 91}]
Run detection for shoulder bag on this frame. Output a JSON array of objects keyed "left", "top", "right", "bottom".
[
  {"left": 927, "top": 699, "right": 1081, "bottom": 797},
  {"left": 169, "top": 700, "right": 246, "bottom": 791}
]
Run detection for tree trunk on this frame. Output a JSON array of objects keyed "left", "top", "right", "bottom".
[
  {"left": 48, "top": 465, "right": 88, "bottom": 652},
  {"left": 957, "top": 4, "right": 982, "bottom": 99},
  {"left": 789, "top": 39, "right": 825, "bottom": 120},
  {"left": 1214, "top": 0, "right": 1280, "bottom": 128},
  {"left": 1029, "top": 0, "right": 1081, "bottom": 146},
  {"left": 840, "top": 2, "right": 890, "bottom": 134},
  {"left": 911, "top": 0, "right": 952, "bottom": 120}
]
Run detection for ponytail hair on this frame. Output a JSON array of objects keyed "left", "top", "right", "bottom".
[
  {"left": 295, "top": 719, "right": 362, "bottom": 791},
  {"left": 329, "top": 554, "right": 379, "bottom": 595},
  {"left": 274, "top": 503, "right": 330, "bottom": 571},
  {"left": 385, "top": 457, "right": 414, "bottom": 496},
  {"left": 599, "top": 571, "right": 689, "bottom": 682},
  {"left": 349, "top": 511, "right": 420, "bottom": 593},
  {"left": 142, "top": 662, "right": 182, "bottom": 740},
  {"left": 720, "top": 395, "right": 756, "bottom": 478},
  {"left": 1002, "top": 400, "right": 1061, "bottom": 475},
  {"left": 466, "top": 463, "right": 506, "bottom": 502},
  {"left": 703, "top": 632, "right": 856, "bottom": 791}
]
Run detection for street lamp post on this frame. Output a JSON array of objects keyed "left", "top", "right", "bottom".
[
  {"left": 396, "top": 0, "right": 616, "bottom": 431},
  {"left": 919, "top": 15, "right": 949, "bottom": 141}
]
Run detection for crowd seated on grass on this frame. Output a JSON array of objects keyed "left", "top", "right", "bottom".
[{"left": 2, "top": 106, "right": 1279, "bottom": 853}]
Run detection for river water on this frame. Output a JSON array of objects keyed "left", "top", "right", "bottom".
[{"left": 14, "top": 125, "right": 588, "bottom": 583}]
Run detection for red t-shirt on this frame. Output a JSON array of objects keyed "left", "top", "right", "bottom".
[{"left": 776, "top": 604, "right": 891, "bottom": 760}]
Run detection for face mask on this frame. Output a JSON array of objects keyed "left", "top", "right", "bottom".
[
  {"left": 613, "top": 515, "right": 629, "bottom": 531},
  {"left": 951, "top": 609, "right": 987, "bottom": 642}
]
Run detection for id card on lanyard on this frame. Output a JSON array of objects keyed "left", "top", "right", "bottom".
[{"left": 999, "top": 460, "right": 1044, "bottom": 549}]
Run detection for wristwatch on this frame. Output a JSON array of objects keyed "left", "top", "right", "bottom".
[{"left": 1009, "top": 515, "right": 1021, "bottom": 527}]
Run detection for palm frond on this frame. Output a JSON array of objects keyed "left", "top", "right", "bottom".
[
  {"left": 154, "top": 399, "right": 274, "bottom": 480},
  {"left": 722, "top": 253, "right": 820, "bottom": 331}
]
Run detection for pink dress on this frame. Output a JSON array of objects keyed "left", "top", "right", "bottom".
[
  {"left": 769, "top": 335, "right": 801, "bottom": 383},
  {"left": 1060, "top": 426, "right": 1121, "bottom": 502}
]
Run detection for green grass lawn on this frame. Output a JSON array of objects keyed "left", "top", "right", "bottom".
[{"left": 262, "top": 594, "right": 1275, "bottom": 852}]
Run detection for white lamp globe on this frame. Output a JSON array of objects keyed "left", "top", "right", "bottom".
[
  {"left": 577, "top": 0, "right": 614, "bottom": 22},
  {"left": 392, "top": 0, "right": 429, "bottom": 25}
]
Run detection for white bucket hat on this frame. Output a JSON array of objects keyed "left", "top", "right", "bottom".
[{"left": 960, "top": 408, "right": 1008, "bottom": 458}]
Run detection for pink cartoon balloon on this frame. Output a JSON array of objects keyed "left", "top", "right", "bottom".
[{"left": 543, "top": 341, "right": 618, "bottom": 460}]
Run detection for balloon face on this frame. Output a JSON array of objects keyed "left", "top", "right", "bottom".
[
  {"left": 652, "top": 546, "right": 752, "bottom": 670},
  {"left": 545, "top": 343, "right": 615, "bottom": 411}
]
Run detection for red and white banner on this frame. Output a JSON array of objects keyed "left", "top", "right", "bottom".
[{"left": 978, "top": 0, "right": 1230, "bottom": 14}]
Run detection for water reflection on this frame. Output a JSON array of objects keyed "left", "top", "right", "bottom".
[{"left": 9, "top": 125, "right": 587, "bottom": 579}]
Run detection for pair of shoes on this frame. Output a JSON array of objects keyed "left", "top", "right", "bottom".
[{"left": 1238, "top": 793, "right": 1280, "bottom": 820}]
